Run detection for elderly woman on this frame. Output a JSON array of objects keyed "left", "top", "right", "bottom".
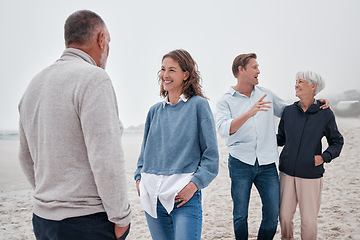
[{"left": 277, "top": 71, "right": 344, "bottom": 240}]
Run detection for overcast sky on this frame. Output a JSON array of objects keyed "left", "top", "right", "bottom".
[{"left": 1, "top": 0, "right": 359, "bottom": 130}]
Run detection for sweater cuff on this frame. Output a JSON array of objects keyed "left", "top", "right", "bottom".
[
  {"left": 321, "top": 151, "right": 332, "bottom": 163},
  {"left": 110, "top": 204, "right": 132, "bottom": 227},
  {"left": 190, "top": 178, "right": 204, "bottom": 190},
  {"left": 134, "top": 174, "right": 141, "bottom": 182}
]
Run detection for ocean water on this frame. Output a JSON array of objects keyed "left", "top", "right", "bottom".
[
  {"left": 0, "top": 130, "right": 19, "bottom": 141},
  {"left": 0, "top": 129, "right": 144, "bottom": 170},
  {"left": 0, "top": 129, "right": 143, "bottom": 141},
  {"left": 0, "top": 129, "right": 144, "bottom": 191}
]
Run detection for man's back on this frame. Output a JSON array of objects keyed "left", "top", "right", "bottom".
[{"left": 19, "top": 48, "right": 130, "bottom": 224}]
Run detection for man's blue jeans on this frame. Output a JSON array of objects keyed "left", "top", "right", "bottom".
[
  {"left": 145, "top": 191, "right": 202, "bottom": 240},
  {"left": 228, "top": 155, "right": 279, "bottom": 240},
  {"left": 32, "top": 212, "right": 129, "bottom": 240}
]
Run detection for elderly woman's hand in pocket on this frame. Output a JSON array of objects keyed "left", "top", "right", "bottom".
[{"left": 315, "top": 155, "right": 324, "bottom": 166}]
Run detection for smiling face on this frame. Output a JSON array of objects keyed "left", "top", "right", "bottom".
[
  {"left": 295, "top": 78, "right": 317, "bottom": 99},
  {"left": 159, "top": 57, "right": 189, "bottom": 98},
  {"left": 240, "top": 58, "right": 260, "bottom": 86}
]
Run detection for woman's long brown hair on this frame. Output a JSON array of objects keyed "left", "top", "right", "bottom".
[{"left": 158, "top": 49, "right": 206, "bottom": 99}]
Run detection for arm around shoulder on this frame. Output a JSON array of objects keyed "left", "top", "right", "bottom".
[{"left": 272, "top": 92, "right": 288, "bottom": 118}]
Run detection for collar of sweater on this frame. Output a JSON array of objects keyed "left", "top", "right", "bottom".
[{"left": 61, "top": 48, "right": 97, "bottom": 66}]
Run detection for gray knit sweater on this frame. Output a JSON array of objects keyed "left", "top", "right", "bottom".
[{"left": 18, "top": 48, "right": 131, "bottom": 226}]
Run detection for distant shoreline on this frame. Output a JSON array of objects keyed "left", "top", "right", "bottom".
[
  {"left": 0, "top": 125, "right": 145, "bottom": 141},
  {"left": 2, "top": 115, "right": 359, "bottom": 141}
]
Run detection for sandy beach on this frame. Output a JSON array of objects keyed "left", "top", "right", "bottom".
[{"left": 1, "top": 117, "right": 359, "bottom": 240}]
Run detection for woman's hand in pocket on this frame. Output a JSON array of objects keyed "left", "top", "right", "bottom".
[
  {"left": 315, "top": 155, "right": 324, "bottom": 166},
  {"left": 175, "top": 182, "right": 198, "bottom": 208}
]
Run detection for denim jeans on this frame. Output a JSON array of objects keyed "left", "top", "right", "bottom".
[
  {"left": 228, "top": 155, "right": 280, "bottom": 240},
  {"left": 145, "top": 191, "right": 202, "bottom": 240},
  {"left": 32, "top": 212, "right": 129, "bottom": 240}
]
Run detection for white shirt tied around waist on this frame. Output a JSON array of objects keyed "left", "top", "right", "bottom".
[{"left": 139, "top": 94, "right": 194, "bottom": 218}]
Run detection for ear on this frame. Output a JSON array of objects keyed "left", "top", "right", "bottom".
[
  {"left": 183, "top": 71, "right": 190, "bottom": 81},
  {"left": 312, "top": 83, "right": 318, "bottom": 90},
  {"left": 238, "top": 65, "right": 245, "bottom": 73},
  {"left": 97, "top": 31, "right": 106, "bottom": 49}
]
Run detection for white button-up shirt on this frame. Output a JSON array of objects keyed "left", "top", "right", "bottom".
[
  {"left": 216, "top": 86, "right": 287, "bottom": 166},
  {"left": 139, "top": 94, "right": 194, "bottom": 218},
  {"left": 139, "top": 172, "right": 194, "bottom": 218}
]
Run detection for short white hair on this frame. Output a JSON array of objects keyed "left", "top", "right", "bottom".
[{"left": 296, "top": 71, "right": 325, "bottom": 95}]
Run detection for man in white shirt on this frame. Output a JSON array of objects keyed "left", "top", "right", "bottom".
[{"left": 216, "top": 53, "right": 286, "bottom": 240}]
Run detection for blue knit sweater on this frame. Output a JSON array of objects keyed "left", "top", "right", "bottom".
[{"left": 134, "top": 95, "right": 219, "bottom": 190}]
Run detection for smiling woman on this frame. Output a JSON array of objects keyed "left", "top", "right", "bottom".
[
  {"left": 158, "top": 49, "right": 205, "bottom": 104},
  {"left": 134, "top": 49, "right": 219, "bottom": 240},
  {"left": 294, "top": 71, "right": 325, "bottom": 112},
  {"left": 159, "top": 57, "right": 188, "bottom": 102},
  {"left": 277, "top": 71, "right": 344, "bottom": 239}
]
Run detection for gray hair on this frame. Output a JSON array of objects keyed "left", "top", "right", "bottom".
[
  {"left": 64, "top": 10, "right": 105, "bottom": 46},
  {"left": 295, "top": 71, "right": 325, "bottom": 95}
]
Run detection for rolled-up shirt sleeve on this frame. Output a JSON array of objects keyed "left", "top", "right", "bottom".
[{"left": 216, "top": 98, "right": 233, "bottom": 138}]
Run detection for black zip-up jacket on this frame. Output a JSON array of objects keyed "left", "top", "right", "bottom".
[{"left": 277, "top": 101, "right": 344, "bottom": 179}]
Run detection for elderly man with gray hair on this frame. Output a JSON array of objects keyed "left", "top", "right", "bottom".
[
  {"left": 277, "top": 71, "right": 344, "bottom": 240},
  {"left": 18, "top": 10, "right": 131, "bottom": 240}
]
